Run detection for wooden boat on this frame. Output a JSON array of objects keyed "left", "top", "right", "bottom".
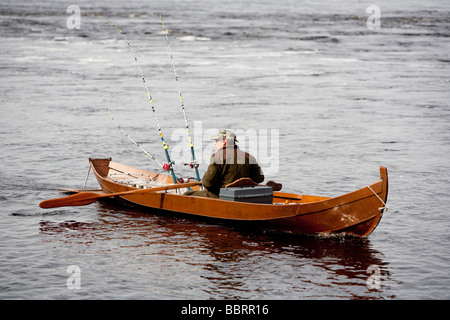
[{"left": 54, "top": 158, "right": 387, "bottom": 238}]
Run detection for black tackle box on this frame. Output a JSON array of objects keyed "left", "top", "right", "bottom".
[{"left": 219, "top": 186, "right": 273, "bottom": 204}]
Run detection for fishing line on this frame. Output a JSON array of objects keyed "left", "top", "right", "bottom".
[
  {"left": 159, "top": 13, "right": 200, "bottom": 181},
  {"left": 107, "top": 22, "right": 178, "bottom": 183},
  {"left": 103, "top": 99, "right": 164, "bottom": 168}
]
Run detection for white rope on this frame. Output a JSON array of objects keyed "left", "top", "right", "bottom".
[
  {"left": 367, "top": 185, "right": 388, "bottom": 212},
  {"left": 82, "top": 166, "right": 91, "bottom": 190}
]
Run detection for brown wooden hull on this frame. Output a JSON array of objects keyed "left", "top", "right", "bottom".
[{"left": 88, "top": 158, "right": 388, "bottom": 238}]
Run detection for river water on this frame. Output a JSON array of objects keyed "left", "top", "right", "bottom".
[{"left": 1, "top": 0, "right": 449, "bottom": 300}]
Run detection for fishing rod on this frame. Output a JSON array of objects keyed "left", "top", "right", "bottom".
[
  {"left": 103, "top": 99, "right": 164, "bottom": 168},
  {"left": 159, "top": 14, "right": 201, "bottom": 181},
  {"left": 108, "top": 22, "right": 178, "bottom": 184},
  {"left": 104, "top": 100, "right": 189, "bottom": 183}
]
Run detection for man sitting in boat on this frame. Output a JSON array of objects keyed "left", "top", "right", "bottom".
[{"left": 185, "top": 129, "right": 265, "bottom": 198}]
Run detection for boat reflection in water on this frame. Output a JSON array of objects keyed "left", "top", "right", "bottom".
[{"left": 39, "top": 199, "right": 398, "bottom": 299}]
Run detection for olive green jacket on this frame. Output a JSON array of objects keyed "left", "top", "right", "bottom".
[{"left": 202, "top": 145, "right": 264, "bottom": 196}]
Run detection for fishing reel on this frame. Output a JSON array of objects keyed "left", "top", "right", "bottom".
[
  {"left": 178, "top": 177, "right": 197, "bottom": 183},
  {"left": 183, "top": 161, "right": 199, "bottom": 169},
  {"left": 162, "top": 161, "right": 175, "bottom": 172}
]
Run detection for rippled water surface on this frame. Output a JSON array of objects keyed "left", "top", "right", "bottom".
[{"left": 1, "top": 0, "right": 450, "bottom": 300}]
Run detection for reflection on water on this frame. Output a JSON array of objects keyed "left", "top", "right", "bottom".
[{"left": 38, "top": 200, "right": 399, "bottom": 299}]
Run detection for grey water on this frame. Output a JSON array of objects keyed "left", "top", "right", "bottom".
[{"left": 1, "top": 0, "right": 449, "bottom": 300}]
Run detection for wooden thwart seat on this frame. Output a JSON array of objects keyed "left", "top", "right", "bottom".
[{"left": 225, "top": 178, "right": 282, "bottom": 191}]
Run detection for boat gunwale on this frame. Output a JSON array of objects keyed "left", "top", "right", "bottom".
[
  {"left": 89, "top": 158, "right": 387, "bottom": 212},
  {"left": 87, "top": 158, "right": 387, "bottom": 236}
]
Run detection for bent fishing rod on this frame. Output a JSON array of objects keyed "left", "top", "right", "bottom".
[
  {"left": 108, "top": 22, "right": 178, "bottom": 184},
  {"left": 104, "top": 99, "right": 190, "bottom": 183},
  {"left": 103, "top": 99, "right": 164, "bottom": 168},
  {"left": 159, "top": 13, "right": 201, "bottom": 182}
]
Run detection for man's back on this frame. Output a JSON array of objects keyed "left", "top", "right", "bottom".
[{"left": 202, "top": 145, "right": 264, "bottom": 196}]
